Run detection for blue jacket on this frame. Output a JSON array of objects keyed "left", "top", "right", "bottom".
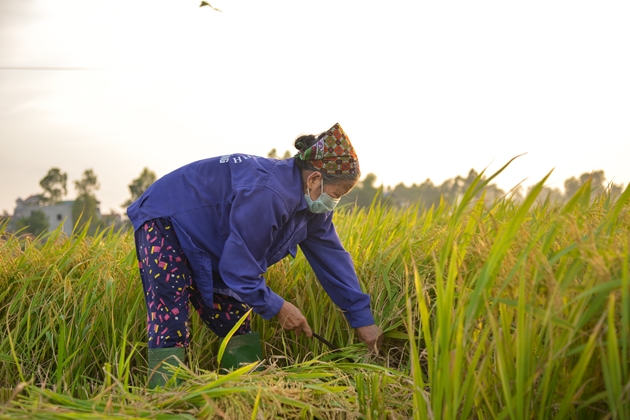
[{"left": 127, "top": 154, "right": 374, "bottom": 328}]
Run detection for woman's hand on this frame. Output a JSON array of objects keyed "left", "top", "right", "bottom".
[
  {"left": 276, "top": 301, "right": 313, "bottom": 337},
  {"left": 356, "top": 324, "right": 383, "bottom": 354}
]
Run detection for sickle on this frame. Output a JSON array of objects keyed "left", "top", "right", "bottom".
[{"left": 311, "top": 332, "right": 339, "bottom": 351}]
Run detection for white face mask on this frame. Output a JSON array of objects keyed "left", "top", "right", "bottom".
[{"left": 305, "top": 177, "right": 340, "bottom": 213}]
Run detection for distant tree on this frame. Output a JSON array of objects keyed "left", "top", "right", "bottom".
[
  {"left": 340, "top": 173, "right": 383, "bottom": 207},
  {"left": 74, "top": 169, "right": 100, "bottom": 197},
  {"left": 582, "top": 171, "right": 605, "bottom": 192},
  {"left": 410, "top": 170, "right": 499, "bottom": 207},
  {"left": 39, "top": 168, "right": 68, "bottom": 204},
  {"left": 16, "top": 210, "right": 49, "bottom": 236},
  {"left": 1, "top": 210, "right": 11, "bottom": 229},
  {"left": 122, "top": 167, "right": 156, "bottom": 208},
  {"left": 532, "top": 186, "right": 563, "bottom": 204},
  {"left": 73, "top": 195, "right": 99, "bottom": 232},
  {"left": 72, "top": 169, "right": 101, "bottom": 232},
  {"left": 391, "top": 181, "right": 426, "bottom": 208},
  {"left": 564, "top": 177, "right": 581, "bottom": 199},
  {"left": 507, "top": 185, "right": 525, "bottom": 203},
  {"left": 564, "top": 170, "right": 608, "bottom": 201},
  {"left": 386, "top": 168, "right": 507, "bottom": 210},
  {"left": 267, "top": 149, "right": 292, "bottom": 159},
  {"left": 483, "top": 184, "right": 506, "bottom": 203},
  {"left": 608, "top": 182, "right": 624, "bottom": 200},
  {"left": 415, "top": 179, "right": 442, "bottom": 208},
  {"left": 441, "top": 169, "right": 505, "bottom": 204}
]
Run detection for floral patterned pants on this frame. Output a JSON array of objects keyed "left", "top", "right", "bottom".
[{"left": 134, "top": 218, "right": 251, "bottom": 348}]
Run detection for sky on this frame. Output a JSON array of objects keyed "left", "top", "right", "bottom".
[{"left": 1, "top": 0, "right": 629, "bottom": 214}]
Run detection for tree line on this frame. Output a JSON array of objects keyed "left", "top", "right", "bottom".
[
  {"left": 7, "top": 167, "right": 156, "bottom": 236},
  {"left": 5, "top": 153, "right": 625, "bottom": 237},
  {"left": 340, "top": 168, "right": 625, "bottom": 209},
  {"left": 269, "top": 149, "right": 626, "bottom": 209}
]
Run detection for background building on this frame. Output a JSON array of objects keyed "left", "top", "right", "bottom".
[{"left": 12, "top": 195, "right": 101, "bottom": 236}]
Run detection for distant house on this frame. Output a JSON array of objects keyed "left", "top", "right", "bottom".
[{"left": 13, "top": 195, "right": 101, "bottom": 236}]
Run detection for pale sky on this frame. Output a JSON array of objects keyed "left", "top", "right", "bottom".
[{"left": 1, "top": 0, "right": 629, "bottom": 214}]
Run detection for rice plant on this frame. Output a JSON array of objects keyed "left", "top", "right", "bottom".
[{"left": 0, "top": 170, "right": 628, "bottom": 418}]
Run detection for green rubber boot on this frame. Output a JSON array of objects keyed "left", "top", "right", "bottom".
[
  {"left": 147, "top": 347, "right": 186, "bottom": 388},
  {"left": 220, "top": 332, "right": 264, "bottom": 372}
]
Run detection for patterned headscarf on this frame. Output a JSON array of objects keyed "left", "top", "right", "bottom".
[{"left": 295, "top": 123, "right": 360, "bottom": 176}]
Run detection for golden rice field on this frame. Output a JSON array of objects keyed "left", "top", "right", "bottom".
[{"left": 0, "top": 171, "right": 629, "bottom": 419}]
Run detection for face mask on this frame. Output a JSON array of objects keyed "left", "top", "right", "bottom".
[{"left": 305, "top": 177, "right": 340, "bottom": 213}]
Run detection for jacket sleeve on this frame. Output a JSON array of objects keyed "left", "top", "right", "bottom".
[
  {"left": 218, "top": 186, "right": 286, "bottom": 319},
  {"left": 299, "top": 213, "right": 375, "bottom": 328}
]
